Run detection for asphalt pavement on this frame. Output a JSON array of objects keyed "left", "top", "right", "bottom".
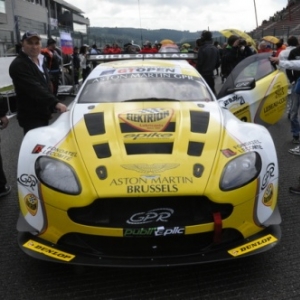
[{"left": 1, "top": 76, "right": 300, "bottom": 300}]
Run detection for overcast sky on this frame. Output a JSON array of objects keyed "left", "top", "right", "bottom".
[{"left": 64, "top": 0, "right": 288, "bottom": 32}]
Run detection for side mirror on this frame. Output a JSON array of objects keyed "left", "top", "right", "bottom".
[{"left": 226, "top": 77, "right": 256, "bottom": 93}]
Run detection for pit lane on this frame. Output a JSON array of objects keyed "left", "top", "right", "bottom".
[{"left": 1, "top": 79, "right": 299, "bottom": 299}]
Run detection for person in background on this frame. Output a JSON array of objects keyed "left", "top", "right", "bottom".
[
  {"left": 72, "top": 46, "right": 80, "bottom": 88},
  {"left": 270, "top": 45, "right": 300, "bottom": 148},
  {"left": 90, "top": 44, "right": 99, "bottom": 69},
  {"left": 196, "top": 30, "right": 220, "bottom": 94},
  {"left": 79, "top": 45, "right": 90, "bottom": 83},
  {"left": 258, "top": 41, "right": 272, "bottom": 53},
  {"left": 41, "top": 38, "right": 62, "bottom": 96},
  {"left": 9, "top": 31, "right": 67, "bottom": 135},
  {"left": 274, "top": 38, "right": 286, "bottom": 57},
  {"left": 221, "top": 35, "right": 253, "bottom": 81},
  {"left": 123, "top": 43, "right": 137, "bottom": 54},
  {"left": 213, "top": 41, "right": 222, "bottom": 76},
  {"left": 0, "top": 100, "right": 11, "bottom": 198}
]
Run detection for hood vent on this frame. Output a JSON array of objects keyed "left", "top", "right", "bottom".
[
  {"left": 93, "top": 144, "right": 111, "bottom": 158},
  {"left": 125, "top": 143, "right": 173, "bottom": 154},
  {"left": 188, "top": 141, "right": 204, "bottom": 156},
  {"left": 120, "top": 122, "right": 176, "bottom": 133},
  {"left": 190, "top": 111, "right": 210, "bottom": 133},
  {"left": 84, "top": 113, "right": 105, "bottom": 136}
]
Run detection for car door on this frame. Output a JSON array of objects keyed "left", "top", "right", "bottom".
[{"left": 217, "top": 53, "right": 289, "bottom": 127}]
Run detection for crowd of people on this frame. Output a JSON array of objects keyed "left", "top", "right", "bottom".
[{"left": 1, "top": 29, "right": 300, "bottom": 199}]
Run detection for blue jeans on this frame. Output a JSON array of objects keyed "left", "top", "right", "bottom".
[{"left": 290, "top": 91, "right": 300, "bottom": 138}]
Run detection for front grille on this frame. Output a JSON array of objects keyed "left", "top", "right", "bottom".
[
  {"left": 68, "top": 196, "right": 233, "bottom": 228},
  {"left": 58, "top": 229, "right": 242, "bottom": 258}
]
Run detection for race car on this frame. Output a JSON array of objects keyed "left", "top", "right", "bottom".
[{"left": 16, "top": 51, "right": 288, "bottom": 267}]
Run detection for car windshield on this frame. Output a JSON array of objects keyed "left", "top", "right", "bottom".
[{"left": 78, "top": 71, "right": 213, "bottom": 103}]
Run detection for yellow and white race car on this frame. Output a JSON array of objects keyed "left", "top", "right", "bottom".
[{"left": 17, "top": 51, "right": 288, "bottom": 267}]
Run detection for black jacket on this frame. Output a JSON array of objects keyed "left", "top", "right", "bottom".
[
  {"left": 196, "top": 41, "right": 220, "bottom": 76},
  {"left": 221, "top": 45, "right": 253, "bottom": 78},
  {"left": 9, "top": 51, "right": 59, "bottom": 122},
  {"left": 288, "top": 46, "right": 300, "bottom": 82}
]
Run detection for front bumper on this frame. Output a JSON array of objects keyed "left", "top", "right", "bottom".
[{"left": 17, "top": 224, "right": 281, "bottom": 268}]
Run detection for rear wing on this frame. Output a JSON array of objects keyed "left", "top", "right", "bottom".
[{"left": 88, "top": 53, "right": 197, "bottom": 62}]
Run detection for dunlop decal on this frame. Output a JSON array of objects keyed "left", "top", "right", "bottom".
[
  {"left": 119, "top": 108, "right": 174, "bottom": 132},
  {"left": 23, "top": 240, "right": 75, "bottom": 262},
  {"left": 228, "top": 234, "right": 277, "bottom": 257}
]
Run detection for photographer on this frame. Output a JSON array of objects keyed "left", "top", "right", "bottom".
[{"left": 221, "top": 35, "right": 253, "bottom": 80}]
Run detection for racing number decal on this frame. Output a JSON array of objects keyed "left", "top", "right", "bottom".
[{"left": 230, "top": 103, "right": 251, "bottom": 123}]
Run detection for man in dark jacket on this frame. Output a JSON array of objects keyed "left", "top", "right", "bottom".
[
  {"left": 0, "top": 98, "right": 11, "bottom": 197},
  {"left": 221, "top": 35, "right": 253, "bottom": 80},
  {"left": 196, "top": 30, "right": 220, "bottom": 94},
  {"left": 9, "top": 31, "right": 67, "bottom": 135}
]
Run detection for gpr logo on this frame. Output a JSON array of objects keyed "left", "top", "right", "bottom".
[{"left": 126, "top": 208, "right": 174, "bottom": 225}]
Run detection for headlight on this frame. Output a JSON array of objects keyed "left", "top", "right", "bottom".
[
  {"left": 35, "top": 156, "right": 81, "bottom": 195},
  {"left": 220, "top": 152, "right": 262, "bottom": 191}
]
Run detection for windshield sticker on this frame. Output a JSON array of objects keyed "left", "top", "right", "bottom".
[
  {"left": 95, "top": 72, "right": 195, "bottom": 81},
  {"left": 119, "top": 108, "right": 174, "bottom": 132},
  {"left": 100, "top": 67, "right": 181, "bottom": 76}
]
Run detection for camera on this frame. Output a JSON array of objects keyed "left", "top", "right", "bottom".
[{"left": 238, "top": 39, "right": 247, "bottom": 46}]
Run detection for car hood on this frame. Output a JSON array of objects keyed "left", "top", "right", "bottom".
[{"left": 71, "top": 101, "right": 225, "bottom": 197}]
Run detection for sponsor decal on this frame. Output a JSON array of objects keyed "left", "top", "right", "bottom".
[
  {"left": 228, "top": 234, "right": 277, "bottom": 257},
  {"left": 262, "top": 183, "right": 274, "bottom": 206},
  {"left": 32, "top": 144, "right": 45, "bottom": 154},
  {"left": 90, "top": 53, "right": 196, "bottom": 61},
  {"left": 24, "top": 194, "right": 38, "bottom": 216},
  {"left": 222, "top": 94, "right": 245, "bottom": 108},
  {"left": 23, "top": 240, "right": 75, "bottom": 262},
  {"left": 18, "top": 174, "right": 38, "bottom": 191},
  {"left": 263, "top": 94, "right": 286, "bottom": 115},
  {"left": 41, "top": 146, "right": 77, "bottom": 161},
  {"left": 119, "top": 108, "right": 174, "bottom": 132},
  {"left": 221, "top": 149, "right": 237, "bottom": 158},
  {"left": 127, "top": 208, "right": 174, "bottom": 225},
  {"left": 121, "top": 163, "right": 180, "bottom": 175},
  {"left": 124, "top": 226, "right": 185, "bottom": 237},
  {"left": 233, "top": 140, "right": 263, "bottom": 153},
  {"left": 124, "top": 132, "right": 173, "bottom": 140},
  {"left": 101, "top": 67, "right": 181, "bottom": 76},
  {"left": 261, "top": 163, "right": 275, "bottom": 190},
  {"left": 110, "top": 175, "right": 192, "bottom": 194}
]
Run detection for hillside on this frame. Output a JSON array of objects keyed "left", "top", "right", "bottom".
[{"left": 89, "top": 27, "right": 222, "bottom": 46}]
